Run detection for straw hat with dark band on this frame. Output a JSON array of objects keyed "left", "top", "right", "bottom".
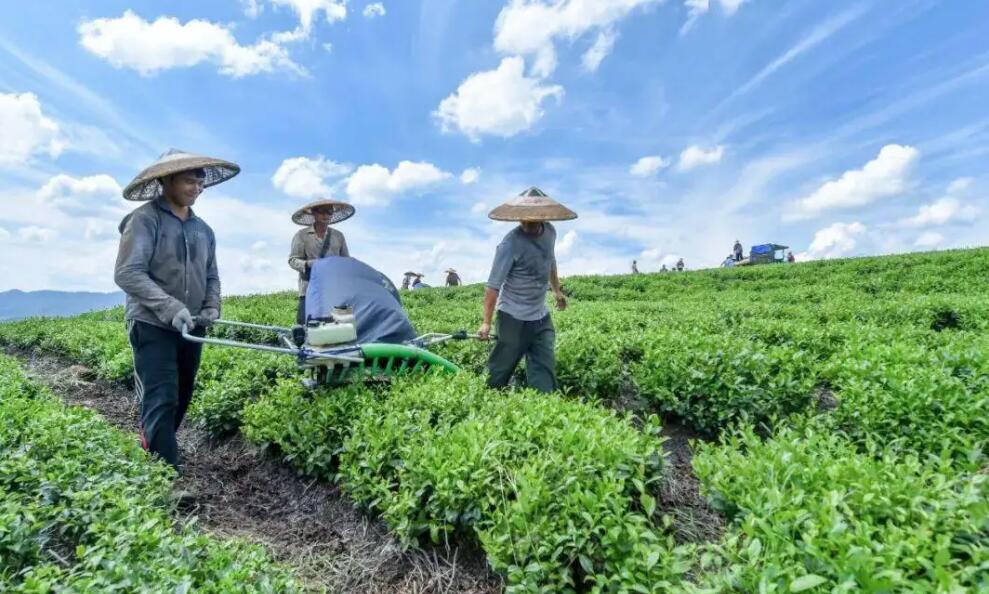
[
  {"left": 488, "top": 187, "right": 578, "bottom": 222},
  {"left": 291, "top": 198, "right": 356, "bottom": 226},
  {"left": 123, "top": 149, "right": 240, "bottom": 201}
]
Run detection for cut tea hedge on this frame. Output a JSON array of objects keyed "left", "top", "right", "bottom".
[
  {"left": 2, "top": 248, "right": 988, "bottom": 591},
  {"left": 0, "top": 354, "right": 300, "bottom": 592}
]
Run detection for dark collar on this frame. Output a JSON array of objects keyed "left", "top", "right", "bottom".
[{"left": 154, "top": 196, "right": 197, "bottom": 221}]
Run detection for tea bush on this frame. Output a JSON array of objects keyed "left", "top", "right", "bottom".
[{"left": 0, "top": 354, "right": 299, "bottom": 592}]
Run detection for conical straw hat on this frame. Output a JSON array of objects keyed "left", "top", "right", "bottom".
[
  {"left": 488, "top": 187, "right": 577, "bottom": 222},
  {"left": 123, "top": 148, "right": 240, "bottom": 201},
  {"left": 291, "top": 198, "right": 356, "bottom": 226}
]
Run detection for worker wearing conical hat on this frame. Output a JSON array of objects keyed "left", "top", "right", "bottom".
[
  {"left": 479, "top": 187, "right": 576, "bottom": 393},
  {"left": 288, "top": 199, "right": 354, "bottom": 325},
  {"left": 115, "top": 148, "right": 239, "bottom": 469},
  {"left": 445, "top": 268, "right": 462, "bottom": 287}
]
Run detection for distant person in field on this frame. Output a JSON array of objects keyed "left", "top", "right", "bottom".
[
  {"left": 722, "top": 255, "right": 735, "bottom": 268},
  {"left": 411, "top": 274, "right": 429, "bottom": 290},
  {"left": 288, "top": 199, "right": 354, "bottom": 325},
  {"left": 787, "top": 250, "right": 796, "bottom": 263},
  {"left": 631, "top": 260, "right": 640, "bottom": 274},
  {"left": 115, "top": 149, "right": 238, "bottom": 471},
  {"left": 479, "top": 187, "right": 576, "bottom": 393},
  {"left": 733, "top": 239, "right": 743, "bottom": 261},
  {"left": 660, "top": 264, "right": 669, "bottom": 273},
  {"left": 676, "top": 258, "right": 685, "bottom": 271},
  {"left": 445, "top": 268, "right": 462, "bottom": 287}
]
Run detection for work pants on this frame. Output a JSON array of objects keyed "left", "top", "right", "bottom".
[
  {"left": 486, "top": 312, "right": 557, "bottom": 393},
  {"left": 128, "top": 320, "right": 204, "bottom": 469}
]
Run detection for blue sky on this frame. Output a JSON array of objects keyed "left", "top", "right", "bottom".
[{"left": 1, "top": 0, "right": 987, "bottom": 294}]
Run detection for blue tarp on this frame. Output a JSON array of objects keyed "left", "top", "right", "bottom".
[
  {"left": 305, "top": 257, "right": 417, "bottom": 344},
  {"left": 751, "top": 244, "right": 774, "bottom": 255}
]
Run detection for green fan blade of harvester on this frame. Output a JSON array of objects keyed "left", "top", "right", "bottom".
[{"left": 360, "top": 343, "right": 460, "bottom": 375}]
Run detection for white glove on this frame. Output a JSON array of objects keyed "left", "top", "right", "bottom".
[
  {"left": 171, "top": 308, "right": 195, "bottom": 333},
  {"left": 198, "top": 307, "right": 220, "bottom": 327}
]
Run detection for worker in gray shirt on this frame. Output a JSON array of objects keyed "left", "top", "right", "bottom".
[
  {"left": 115, "top": 149, "right": 239, "bottom": 470},
  {"left": 288, "top": 198, "right": 354, "bottom": 325},
  {"left": 479, "top": 187, "right": 577, "bottom": 393}
]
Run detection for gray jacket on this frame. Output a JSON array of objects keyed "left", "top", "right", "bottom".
[{"left": 114, "top": 198, "right": 221, "bottom": 331}]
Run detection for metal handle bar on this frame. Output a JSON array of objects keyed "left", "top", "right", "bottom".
[
  {"left": 408, "top": 331, "right": 496, "bottom": 348},
  {"left": 181, "top": 324, "right": 363, "bottom": 363},
  {"left": 209, "top": 319, "right": 293, "bottom": 335}
]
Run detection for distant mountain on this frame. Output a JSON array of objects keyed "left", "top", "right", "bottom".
[{"left": 0, "top": 290, "right": 125, "bottom": 321}]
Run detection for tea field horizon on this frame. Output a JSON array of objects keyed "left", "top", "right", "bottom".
[{"left": 2, "top": 247, "right": 987, "bottom": 592}]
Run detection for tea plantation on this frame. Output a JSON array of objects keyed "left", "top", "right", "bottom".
[{"left": 2, "top": 248, "right": 987, "bottom": 592}]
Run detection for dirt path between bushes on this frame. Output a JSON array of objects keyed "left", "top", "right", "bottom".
[
  {"left": 10, "top": 348, "right": 502, "bottom": 594},
  {"left": 10, "top": 347, "right": 726, "bottom": 591}
]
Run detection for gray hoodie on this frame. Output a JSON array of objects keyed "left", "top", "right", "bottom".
[{"left": 114, "top": 198, "right": 221, "bottom": 331}]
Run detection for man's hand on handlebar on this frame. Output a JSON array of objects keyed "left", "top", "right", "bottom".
[
  {"left": 197, "top": 307, "right": 220, "bottom": 328},
  {"left": 171, "top": 308, "right": 195, "bottom": 333}
]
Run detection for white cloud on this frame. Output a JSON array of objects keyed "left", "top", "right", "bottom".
[
  {"left": 242, "top": 0, "right": 262, "bottom": 18},
  {"left": 345, "top": 161, "right": 451, "bottom": 206},
  {"left": 946, "top": 177, "right": 973, "bottom": 194},
  {"left": 800, "top": 221, "right": 866, "bottom": 260},
  {"left": 630, "top": 155, "right": 670, "bottom": 177},
  {"left": 557, "top": 229, "right": 578, "bottom": 257},
  {"left": 0, "top": 92, "right": 65, "bottom": 166},
  {"left": 493, "top": 0, "right": 660, "bottom": 77},
  {"left": 639, "top": 247, "right": 681, "bottom": 269},
  {"left": 900, "top": 197, "right": 978, "bottom": 227},
  {"left": 267, "top": 0, "right": 348, "bottom": 42},
  {"left": 723, "top": 7, "right": 864, "bottom": 99},
  {"left": 677, "top": 145, "right": 725, "bottom": 171},
  {"left": 183, "top": 196, "right": 299, "bottom": 244},
  {"left": 471, "top": 201, "right": 488, "bottom": 214},
  {"left": 460, "top": 167, "right": 481, "bottom": 184},
  {"left": 363, "top": 3, "right": 386, "bottom": 18},
  {"left": 83, "top": 220, "right": 116, "bottom": 241},
  {"left": 19, "top": 226, "right": 56, "bottom": 242},
  {"left": 0, "top": 226, "right": 9, "bottom": 241},
  {"left": 272, "top": 156, "right": 352, "bottom": 198},
  {"left": 240, "top": 255, "right": 274, "bottom": 273},
  {"left": 682, "top": 0, "right": 749, "bottom": 33},
  {"left": 37, "top": 174, "right": 124, "bottom": 215},
  {"left": 788, "top": 144, "right": 919, "bottom": 220},
  {"left": 915, "top": 231, "right": 944, "bottom": 248},
  {"left": 434, "top": 57, "right": 564, "bottom": 142},
  {"left": 78, "top": 10, "right": 306, "bottom": 77},
  {"left": 582, "top": 29, "right": 617, "bottom": 73}
]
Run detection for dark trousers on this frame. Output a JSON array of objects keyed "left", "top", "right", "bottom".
[
  {"left": 128, "top": 320, "right": 204, "bottom": 469},
  {"left": 296, "top": 296, "right": 306, "bottom": 325},
  {"left": 487, "top": 312, "right": 557, "bottom": 393}
]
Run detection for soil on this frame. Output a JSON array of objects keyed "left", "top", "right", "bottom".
[
  {"left": 10, "top": 348, "right": 502, "bottom": 594},
  {"left": 615, "top": 370, "right": 725, "bottom": 545},
  {"left": 816, "top": 386, "right": 839, "bottom": 412},
  {"left": 10, "top": 347, "right": 726, "bottom": 589},
  {"left": 658, "top": 419, "right": 725, "bottom": 545}
]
